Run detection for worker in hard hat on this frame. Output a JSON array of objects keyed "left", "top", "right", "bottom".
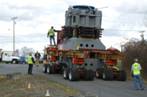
[
  {"left": 47, "top": 26, "right": 56, "bottom": 45},
  {"left": 131, "top": 58, "right": 144, "bottom": 90},
  {"left": 27, "top": 53, "right": 35, "bottom": 75}
]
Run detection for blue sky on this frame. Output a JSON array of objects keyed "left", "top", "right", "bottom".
[{"left": 0, "top": 0, "right": 147, "bottom": 52}]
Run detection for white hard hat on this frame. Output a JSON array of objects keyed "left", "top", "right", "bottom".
[{"left": 134, "top": 58, "right": 138, "bottom": 62}]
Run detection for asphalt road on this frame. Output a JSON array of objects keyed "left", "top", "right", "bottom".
[
  {"left": 0, "top": 63, "right": 41, "bottom": 74},
  {"left": 0, "top": 63, "right": 146, "bottom": 97}
]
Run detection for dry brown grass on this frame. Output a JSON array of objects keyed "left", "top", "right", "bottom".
[{"left": 0, "top": 74, "right": 81, "bottom": 97}]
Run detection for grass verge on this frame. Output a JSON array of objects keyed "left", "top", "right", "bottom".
[{"left": 0, "top": 74, "right": 81, "bottom": 97}]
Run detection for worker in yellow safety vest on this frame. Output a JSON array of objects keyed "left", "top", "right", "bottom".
[
  {"left": 47, "top": 26, "right": 56, "bottom": 45},
  {"left": 27, "top": 53, "right": 35, "bottom": 75},
  {"left": 131, "top": 58, "right": 144, "bottom": 90}
]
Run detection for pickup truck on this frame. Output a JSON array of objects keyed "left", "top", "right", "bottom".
[{"left": 0, "top": 51, "right": 20, "bottom": 64}]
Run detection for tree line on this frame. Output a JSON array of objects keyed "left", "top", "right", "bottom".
[{"left": 122, "top": 39, "right": 147, "bottom": 79}]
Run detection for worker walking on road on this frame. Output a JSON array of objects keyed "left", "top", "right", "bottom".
[
  {"left": 131, "top": 58, "right": 144, "bottom": 90},
  {"left": 27, "top": 53, "right": 35, "bottom": 75},
  {"left": 47, "top": 26, "right": 56, "bottom": 45}
]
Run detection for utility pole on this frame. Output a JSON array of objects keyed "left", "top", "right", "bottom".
[
  {"left": 139, "top": 31, "right": 145, "bottom": 45},
  {"left": 139, "top": 31, "right": 145, "bottom": 44},
  {"left": 11, "top": 17, "right": 17, "bottom": 54}
]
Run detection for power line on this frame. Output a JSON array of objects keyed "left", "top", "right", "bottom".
[
  {"left": 11, "top": 16, "right": 18, "bottom": 53},
  {"left": 103, "top": 29, "right": 144, "bottom": 32}
]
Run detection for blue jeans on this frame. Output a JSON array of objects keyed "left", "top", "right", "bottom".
[
  {"left": 133, "top": 75, "right": 144, "bottom": 90},
  {"left": 49, "top": 36, "right": 56, "bottom": 45}
]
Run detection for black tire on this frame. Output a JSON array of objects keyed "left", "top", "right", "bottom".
[
  {"left": 102, "top": 69, "right": 113, "bottom": 80},
  {"left": 68, "top": 69, "right": 79, "bottom": 81},
  {"left": 95, "top": 68, "right": 103, "bottom": 79},
  {"left": 48, "top": 65, "right": 54, "bottom": 74},
  {"left": 12, "top": 59, "right": 18, "bottom": 64},
  {"left": 43, "top": 64, "right": 48, "bottom": 73},
  {"left": 55, "top": 64, "right": 63, "bottom": 74},
  {"left": 84, "top": 70, "right": 94, "bottom": 81},
  {"left": 59, "top": 65, "right": 64, "bottom": 74},
  {"left": 59, "top": 63, "right": 66, "bottom": 74},
  {"left": 63, "top": 68, "right": 69, "bottom": 79},
  {"left": 117, "top": 70, "right": 127, "bottom": 81}
]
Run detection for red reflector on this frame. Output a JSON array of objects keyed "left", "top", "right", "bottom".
[
  {"left": 49, "top": 48, "right": 57, "bottom": 51},
  {"left": 106, "top": 60, "right": 116, "bottom": 65},
  {"left": 50, "top": 56, "right": 56, "bottom": 62},
  {"left": 72, "top": 58, "right": 84, "bottom": 64}
]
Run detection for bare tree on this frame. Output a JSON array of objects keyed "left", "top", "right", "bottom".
[{"left": 122, "top": 39, "right": 147, "bottom": 79}]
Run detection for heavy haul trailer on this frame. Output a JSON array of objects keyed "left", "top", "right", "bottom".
[
  {"left": 59, "top": 49, "right": 99, "bottom": 81},
  {"left": 57, "top": 5, "right": 105, "bottom": 81},
  {"left": 43, "top": 45, "right": 63, "bottom": 74},
  {"left": 45, "top": 45, "right": 100, "bottom": 81},
  {"left": 44, "top": 5, "right": 127, "bottom": 81},
  {"left": 95, "top": 48, "right": 127, "bottom": 81}
]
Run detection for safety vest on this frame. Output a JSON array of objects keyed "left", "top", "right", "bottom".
[
  {"left": 132, "top": 63, "right": 140, "bottom": 75},
  {"left": 48, "top": 28, "right": 55, "bottom": 36},
  {"left": 27, "top": 55, "right": 33, "bottom": 64}
]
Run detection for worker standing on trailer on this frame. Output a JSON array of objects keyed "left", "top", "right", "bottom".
[
  {"left": 27, "top": 53, "right": 35, "bottom": 75},
  {"left": 131, "top": 58, "right": 144, "bottom": 90},
  {"left": 47, "top": 26, "right": 56, "bottom": 45}
]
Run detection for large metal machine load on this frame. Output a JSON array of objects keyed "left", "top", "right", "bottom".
[
  {"left": 64, "top": 5, "right": 103, "bottom": 38},
  {"left": 58, "top": 5, "right": 105, "bottom": 51},
  {"left": 44, "top": 5, "right": 127, "bottom": 81}
]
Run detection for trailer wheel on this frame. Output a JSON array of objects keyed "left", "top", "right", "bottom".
[
  {"left": 59, "top": 63, "right": 66, "bottom": 74},
  {"left": 102, "top": 69, "right": 113, "bottom": 80},
  {"left": 118, "top": 70, "right": 127, "bottom": 81},
  {"left": 63, "top": 68, "right": 69, "bottom": 79},
  {"left": 85, "top": 70, "right": 94, "bottom": 81},
  {"left": 43, "top": 64, "right": 49, "bottom": 73},
  {"left": 47, "top": 65, "right": 51, "bottom": 74},
  {"left": 68, "top": 69, "right": 79, "bottom": 81},
  {"left": 95, "top": 69, "right": 103, "bottom": 78},
  {"left": 57, "top": 64, "right": 63, "bottom": 74},
  {"left": 48, "top": 65, "right": 53, "bottom": 74}
]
